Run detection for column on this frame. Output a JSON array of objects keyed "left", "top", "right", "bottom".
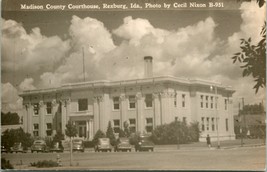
[
  {"left": 39, "top": 101, "right": 46, "bottom": 138},
  {"left": 61, "top": 98, "right": 70, "bottom": 135},
  {"left": 28, "top": 104, "right": 33, "bottom": 135},
  {"left": 89, "top": 119, "right": 93, "bottom": 140},
  {"left": 136, "top": 92, "right": 143, "bottom": 133},
  {"left": 52, "top": 99, "right": 58, "bottom": 135},
  {"left": 160, "top": 92, "right": 170, "bottom": 124},
  {"left": 120, "top": 94, "right": 127, "bottom": 129},
  {"left": 153, "top": 93, "right": 161, "bottom": 126},
  {"left": 93, "top": 96, "right": 99, "bottom": 134},
  {"left": 98, "top": 95, "right": 106, "bottom": 132},
  {"left": 86, "top": 120, "right": 89, "bottom": 139}
]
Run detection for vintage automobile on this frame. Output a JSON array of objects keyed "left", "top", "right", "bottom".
[
  {"left": 72, "top": 139, "right": 85, "bottom": 152},
  {"left": 10, "top": 142, "right": 27, "bottom": 153},
  {"left": 94, "top": 138, "right": 112, "bottom": 152},
  {"left": 31, "top": 140, "right": 47, "bottom": 153},
  {"left": 1, "top": 145, "right": 9, "bottom": 153},
  {"left": 135, "top": 135, "right": 154, "bottom": 152},
  {"left": 50, "top": 142, "right": 64, "bottom": 153},
  {"left": 114, "top": 138, "right": 132, "bottom": 152}
]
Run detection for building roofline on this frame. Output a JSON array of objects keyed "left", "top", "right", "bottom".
[{"left": 19, "top": 75, "right": 235, "bottom": 96}]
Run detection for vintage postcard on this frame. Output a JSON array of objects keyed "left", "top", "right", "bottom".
[{"left": 1, "top": 0, "right": 266, "bottom": 170}]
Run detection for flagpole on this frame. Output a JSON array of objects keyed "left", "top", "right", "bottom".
[{"left": 82, "top": 47, "right": 85, "bottom": 82}]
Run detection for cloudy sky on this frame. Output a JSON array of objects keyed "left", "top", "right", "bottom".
[{"left": 1, "top": 0, "right": 266, "bottom": 114}]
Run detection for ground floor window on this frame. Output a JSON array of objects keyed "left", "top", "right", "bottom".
[
  {"left": 211, "top": 118, "right": 215, "bottom": 131},
  {"left": 225, "top": 118, "right": 229, "bottom": 131},
  {"left": 201, "top": 117, "right": 205, "bottom": 131},
  {"left": 33, "top": 123, "right": 39, "bottom": 136},
  {"left": 146, "top": 118, "right": 153, "bottom": 133},
  {"left": 46, "top": 123, "right": 52, "bottom": 136},
  {"left": 113, "top": 119, "right": 120, "bottom": 133},
  {"left": 129, "top": 119, "right": 136, "bottom": 132}
]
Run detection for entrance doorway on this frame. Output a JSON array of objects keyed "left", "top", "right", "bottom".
[{"left": 77, "top": 121, "right": 86, "bottom": 138}]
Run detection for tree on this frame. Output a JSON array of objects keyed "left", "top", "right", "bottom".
[
  {"left": 1, "top": 112, "right": 20, "bottom": 125},
  {"left": 52, "top": 130, "right": 65, "bottom": 143},
  {"left": 1, "top": 128, "right": 33, "bottom": 149},
  {"left": 239, "top": 103, "right": 265, "bottom": 114},
  {"left": 65, "top": 121, "right": 77, "bottom": 138},
  {"left": 123, "top": 121, "right": 131, "bottom": 137},
  {"left": 106, "top": 121, "right": 116, "bottom": 146},
  {"left": 232, "top": 1, "right": 266, "bottom": 93},
  {"left": 92, "top": 129, "right": 106, "bottom": 145}
]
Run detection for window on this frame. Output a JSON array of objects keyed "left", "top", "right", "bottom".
[
  {"left": 113, "top": 120, "right": 120, "bottom": 133},
  {"left": 210, "top": 96, "right": 214, "bottom": 109},
  {"left": 113, "top": 97, "right": 120, "bottom": 110},
  {"left": 225, "top": 99, "right": 228, "bottom": 110},
  {"left": 33, "top": 124, "right": 39, "bottom": 136},
  {"left": 145, "top": 94, "right": 153, "bottom": 108},
  {"left": 215, "top": 97, "right": 218, "bottom": 109},
  {"left": 225, "top": 118, "right": 229, "bottom": 131},
  {"left": 174, "top": 94, "right": 177, "bottom": 107},
  {"left": 129, "top": 119, "right": 136, "bottom": 132},
  {"left": 78, "top": 99, "right": 88, "bottom": 111},
  {"left": 33, "top": 103, "right": 39, "bottom": 115},
  {"left": 175, "top": 117, "right": 178, "bottom": 121},
  {"left": 46, "top": 102, "right": 52, "bottom": 114},
  {"left": 182, "top": 94, "right": 185, "bottom": 107},
  {"left": 206, "top": 96, "right": 209, "bottom": 108},
  {"left": 201, "top": 117, "right": 205, "bottom": 131},
  {"left": 129, "top": 95, "right": 136, "bottom": 109},
  {"left": 200, "top": 95, "right": 203, "bottom": 108},
  {"left": 206, "top": 117, "right": 209, "bottom": 131},
  {"left": 211, "top": 118, "right": 215, "bottom": 131},
  {"left": 146, "top": 118, "right": 153, "bottom": 132},
  {"left": 46, "top": 123, "right": 52, "bottom": 136}
]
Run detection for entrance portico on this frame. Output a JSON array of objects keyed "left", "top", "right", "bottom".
[{"left": 69, "top": 114, "right": 94, "bottom": 140}]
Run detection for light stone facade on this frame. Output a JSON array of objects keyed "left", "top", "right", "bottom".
[{"left": 20, "top": 75, "right": 236, "bottom": 142}]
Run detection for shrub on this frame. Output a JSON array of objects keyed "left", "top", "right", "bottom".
[
  {"left": 129, "top": 132, "right": 141, "bottom": 145},
  {"left": 92, "top": 130, "right": 105, "bottom": 145},
  {"left": 30, "top": 160, "right": 58, "bottom": 168},
  {"left": 106, "top": 121, "right": 117, "bottom": 146},
  {"left": 151, "top": 120, "right": 201, "bottom": 145},
  {"left": 1, "top": 158, "right": 14, "bottom": 169}
]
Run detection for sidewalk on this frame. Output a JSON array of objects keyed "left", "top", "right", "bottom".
[{"left": 154, "top": 138, "right": 265, "bottom": 151}]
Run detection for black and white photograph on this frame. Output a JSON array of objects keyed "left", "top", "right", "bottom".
[{"left": 1, "top": 0, "right": 266, "bottom": 170}]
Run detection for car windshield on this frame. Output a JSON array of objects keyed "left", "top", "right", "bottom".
[
  {"left": 99, "top": 139, "right": 110, "bottom": 145},
  {"left": 14, "top": 143, "right": 20, "bottom": 146},
  {"left": 34, "top": 141, "right": 44, "bottom": 144},
  {"left": 120, "top": 139, "right": 129, "bottom": 144},
  {"left": 73, "top": 140, "right": 82, "bottom": 144}
]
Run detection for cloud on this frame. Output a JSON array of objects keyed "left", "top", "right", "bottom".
[
  {"left": 1, "top": 83, "right": 23, "bottom": 113},
  {"left": 19, "top": 78, "right": 36, "bottom": 91}
]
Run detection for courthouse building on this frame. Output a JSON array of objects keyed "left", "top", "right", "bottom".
[{"left": 20, "top": 56, "right": 236, "bottom": 141}]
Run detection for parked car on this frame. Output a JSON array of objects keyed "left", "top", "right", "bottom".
[
  {"left": 10, "top": 142, "right": 27, "bottom": 153},
  {"left": 135, "top": 135, "right": 154, "bottom": 152},
  {"left": 94, "top": 138, "right": 112, "bottom": 152},
  {"left": 114, "top": 138, "right": 132, "bottom": 152},
  {"left": 72, "top": 139, "right": 84, "bottom": 152},
  {"left": 1, "top": 145, "right": 9, "bottom": 153},
  {"left": 50, "top": 142, "right": 64, "bottom": 153},
  {"left": 31, "top": 140, "right": 47, "bottom": 153}
]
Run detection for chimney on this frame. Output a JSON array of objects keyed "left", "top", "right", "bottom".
[{"left": 144, "top": 56, "right": 153, "bottom": 78}]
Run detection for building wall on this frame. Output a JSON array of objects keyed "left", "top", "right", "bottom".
[{"left": 21, "top": 80, "right": 235, "bottom": 141}]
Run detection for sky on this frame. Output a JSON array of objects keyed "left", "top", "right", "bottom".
[{"left": 1, "top": 0, "right": 266, "bottom": 114}]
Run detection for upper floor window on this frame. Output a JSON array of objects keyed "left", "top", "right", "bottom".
[
  {"left": 145, "top": 94, "right": 153, "bottom": 108},
  {"left": 113, "top": 97, "right": 120, "bottom": 110},
  {"left": 211, "top": 118, "right": 215, "bottom": 131},
  {"left": 210, "top": 96, "right": 214, "bottom": 109},
  {"left": 174, "top": 94, "right": 177, "bottom": 107},
  {"left": 33, "top": 103, "right": 39, "bottom": 115},
  {"left": 78, "top": 99, "right": 88, "bottom": 111},
  {"left": 206, "top": 117, "right": 209, "bottom": 131},
  {"left": 182, "top": 94, "right": 186, "bottom": 107},
  {"left": 201, "top": 117, "right": 205, "bottom": 131},
  {"left": 128, "top": 95, "right": 136, "bottom": 109},
  {"left": 200, "top": 95, "right": 203, "bottom": 108},
  {"left": 46, "top": 102, "right": 52, "bottom": 114},
  {"left": 206, "top": 96, "right": 209, "bottom": 108}
]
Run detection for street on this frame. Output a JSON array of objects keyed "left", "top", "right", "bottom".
[{"left": 2, "top": 146, "right": 265, "bottom": 170}]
